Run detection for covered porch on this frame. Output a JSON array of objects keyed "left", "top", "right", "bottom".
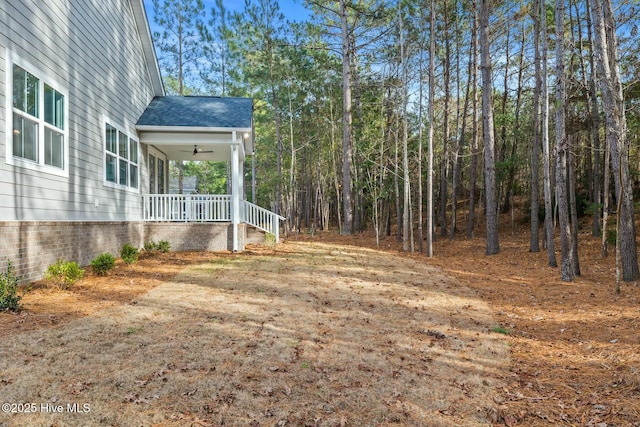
[{"left": 136, "top": 96, "right": 282, "bottom": 251}]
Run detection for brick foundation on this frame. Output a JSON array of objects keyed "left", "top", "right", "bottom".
[
  {"left": 143, "top": 222, "right": 242, "bottom": 251},
  {"left": 0, "top": 221, "right": 251, "bottom": 282}
]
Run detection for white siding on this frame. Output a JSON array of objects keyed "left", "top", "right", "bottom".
[
  {"left": 0, "top": 44, "right": 5, "bottom": 164},
  {"left": 0, "top": 0, "right": 157, "bottom": 221}
]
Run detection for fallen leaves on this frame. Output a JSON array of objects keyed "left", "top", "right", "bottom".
[{"left": 124, "top": 392, "right": 159, "bottom": 404}]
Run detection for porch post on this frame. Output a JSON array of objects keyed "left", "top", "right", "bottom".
[
  {"left": 231, "top": 133, "right": 240, "bottom": 252},
  {"left": 239, "top": 158, "right": 245, "bottom": 200}
]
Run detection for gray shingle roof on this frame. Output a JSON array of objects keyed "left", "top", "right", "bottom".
[{"left": 137, "top": 96, "right": 253, "bottom": 128}]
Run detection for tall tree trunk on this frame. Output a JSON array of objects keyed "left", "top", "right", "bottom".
[
  {"left": 615, "top": 163, "right": 622, "bottom": 293},
  {"left": 374, "top": 90, "right": 387, "bottom": 246},
  {"left": 530, "top": 0, "right": 542, "bottom": 253},
  {"left": 417, "top": 19, "right": 426, "bottom": 253},
  {"left": 272, "top": 81, "right": 283, "bottom": 216},
  {"left": 340, "top": 0, "right": 354, "bottom": 235},
  {"left": 178, "top": 31, "right": 185, "bottom": 194},
  {"left": 479, "top": 0, "right": 499, "bottom": 255},
  {"left": 569, "top": 137, "right": 581, "bottom": 275},
  {"left": 329, "top": 100, "right": 342, "bottom": 232},
  {"left": 602, "top": 134, "right": 611, "bottom": 257},
  {"left": 439, "top": 0, "right": 451, "bottom": 237},
  {"left": 427, "top": 0, "right": 436, "bottom": 256},
  {"left": 541, "top": 0, "right": 557, "bottom": 267},
  {"left": 589, "top": 0, "right": 639, "bottom": 281},
  {"left": 466, "top": 4, "right": 479, "bottom": 239},
  {"left": 399, "top": 5, "right": 411, "bottom": 252},
  {"left": 394, "top": 113, "right": 402, "bottom": 242},
  {"left": 555, "top": 0, "right": 574, "bottom": 282},
  {"left": 304, "top": 150, "right": 311, "bottom": 230},
  {"left": 288, "top": 87, "right": 297, "bottom": 234},
  {"left": 584, "top": 3, "right": 602, "bottom": 238}
]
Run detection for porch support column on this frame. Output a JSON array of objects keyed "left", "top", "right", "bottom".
[
  {"left": 231, "top": 133, "right": 241, "bottom": 252},
  {"left": 239, "top": 158, "right": 245, "bottom": 201}
]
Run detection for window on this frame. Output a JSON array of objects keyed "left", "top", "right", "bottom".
[
  {"left": 10, "top": 63, "right": 67, "bottom": 172},
  {"left": 148, "top": 154, "right": 165, "bottom": 194},
  {"left": 149, "top": 154, "right": 156, "bottom": 193},
  {"left": 157, "top": 158, "right": 165, "bottom": 193},
  {"left": 104, "top": 123, "right": 138, "bottom": 190}
]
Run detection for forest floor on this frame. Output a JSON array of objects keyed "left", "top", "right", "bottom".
[
  {"left": 0, "top": 217, "right": 639, "bottom": 426},
  {"left": 299, "top": 220, "right": 640, "bottom": 427}
]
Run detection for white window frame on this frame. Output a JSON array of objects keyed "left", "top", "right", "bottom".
[
  {"left": 5, "top": 53, "right": 69, "bottom": 178},
  {"left": 103, "top": 118, "right": 140, "bottom": 192}
]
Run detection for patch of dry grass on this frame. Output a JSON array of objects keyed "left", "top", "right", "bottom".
[{"left": 0, "top": 242, "right": 507, "bottom": 426}]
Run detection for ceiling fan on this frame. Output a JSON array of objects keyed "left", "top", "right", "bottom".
[{"left": 181, "top": 145, "right": 214, "bottom": 155}]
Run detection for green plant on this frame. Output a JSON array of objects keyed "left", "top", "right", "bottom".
[
  {"left": 490, "top": 325, "right": 510, "bottom": 335},
  {"left": 91, "top": 253, "right": 116, "bottom": 276},
  {"left": 584, "top": 202, "right": 604, "bottom": 217},
  {"left": 45, "top": 259, "right": 84, "bottom": 289},
  {"left": 143, "top": 241, "right": 157, "bottom": 252},
  {"left": 0, "top": 262, "right": 22, "bottom": 312},
  {"left": 125, "top": 326, "right": 143, "bottom": 335},
  {"left": 120, "top": 244, "right": 139, "bottom": 265},
  {"left": 574, "top": 192, "right": 590, "bottom": 217},
  {"left": 156, "top": 240, "right": 171, "bottom": 253},
  {"left": 143, "top": 240, "right": 170, "bottom": 254},
  {"left": 264, "top": 232, "right": 277, "bottom": 248}
]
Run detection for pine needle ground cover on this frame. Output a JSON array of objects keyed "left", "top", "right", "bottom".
[
  {"left": 0, "top": 242, "right": 506, "bottom": 426},
  {"left": 315, "top": 226, "right": 640, "bottom": 426}
]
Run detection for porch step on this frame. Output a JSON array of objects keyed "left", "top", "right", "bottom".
[{"left": 246, "top": 226, "right": 269, "bottom": 245}]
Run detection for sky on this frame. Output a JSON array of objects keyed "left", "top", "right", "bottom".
[{"left": 142, "top": 0, "right": 312, "bottom": 27}]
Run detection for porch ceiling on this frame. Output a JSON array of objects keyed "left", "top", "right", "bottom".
[{"left": 136, "top": 129, "right": 251, "bottom": 162}]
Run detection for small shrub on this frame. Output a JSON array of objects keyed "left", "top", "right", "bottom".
[
  {"left": 0, "top": 262, "right": 22, "bottom": 312},
  {"left": 264, "top": 233, "right": 277, "bottom": 248},
  {"left": 575, "top": 192, "right": 590, "bottom": 217},
  {"left": 45, "top": 259, "right": 84, "bottom": 289},
  {"left": 144, "top": 240, "right": 171, "bottom": 254},
  {"left": 120, "top": 244, "right": 139, "bottom": 265},
  {"left": 584, "top": 202, "right": 604, "bottom": 218},
  {"left": 143, "top": 241, "right": 157, "bottom": 252},
  {"left": 91, "top": 253, "right": 116, "bottom": 276},
  {"left": 157, "top": 240, "right": 171, "bottom": 253}
]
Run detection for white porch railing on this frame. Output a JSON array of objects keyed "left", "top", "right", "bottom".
[
  {"left": 142, "top": 194, "right": 284, "bottom": 242},
  {"left": 143, "top": 194, "right": 231, "bottom": 222},
  {"left": 242, "top": 200, "right": 286, "bottom": 242}
]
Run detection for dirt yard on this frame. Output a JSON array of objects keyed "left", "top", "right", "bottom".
[{"left": 1, "top": 241, "right": 507, "bottom": 427}]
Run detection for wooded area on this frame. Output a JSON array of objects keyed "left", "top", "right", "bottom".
[{"left": 150, "top": 0, "right": 640, "bottom": 282}]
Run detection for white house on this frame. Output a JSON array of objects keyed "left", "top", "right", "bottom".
[{"left": 0, "top": 0, "right": 280, "bottom": 281}]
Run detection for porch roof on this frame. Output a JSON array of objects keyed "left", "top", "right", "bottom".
[
  {"left": 135, "top": 96, "right": 254, "bottom": 161},
  {"left": 137, "top": 96, "right": 253, "bottom": 128}
]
